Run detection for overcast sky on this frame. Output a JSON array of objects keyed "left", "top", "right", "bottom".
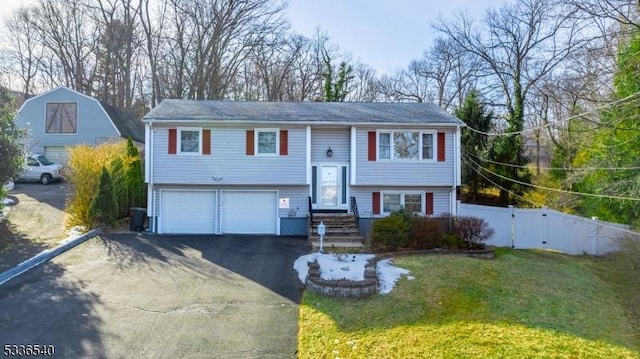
[{"left": 1, "top": 0, "right": 510, "bottom": 75}]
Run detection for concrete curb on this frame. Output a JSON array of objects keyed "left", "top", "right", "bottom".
[{"left": 0, "top": 228, "right": 101, "bottom": 286}]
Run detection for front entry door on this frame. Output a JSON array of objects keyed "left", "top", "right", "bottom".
[
  {"left": 320, "top": 165, "right": 339, "bottom": 208},
  {"left": 313, "top": 163, "right": 347, "bottom": 210}
]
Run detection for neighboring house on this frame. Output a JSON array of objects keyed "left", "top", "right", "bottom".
[
  {"left": 143, "top": 101, "right": 463, "bottom": 237},
  {"left": 14, "top": 86, "right": 145, "bottom": 164}
]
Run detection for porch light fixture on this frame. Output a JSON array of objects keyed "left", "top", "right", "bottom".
[{"left": 326, "top": 147, "right": 333, "bottom": 157}]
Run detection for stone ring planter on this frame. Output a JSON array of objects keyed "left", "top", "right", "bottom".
[{"left": 305, "top": 259, "right": 378, "bottom": 298}]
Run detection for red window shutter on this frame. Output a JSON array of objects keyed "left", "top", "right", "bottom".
[
  {"left": 202, "top": 129, "right": 211, "bottom": 155},
  {"left": 426, "top": 192, "right": 434, "bottom": 215},
  {"left": 280, "top": 130, "right": 288, "bottom": 156},
  {"left": 168, "top": 128, "right": 177, "bottom": 154},
  {"left": 246, "top": 130, "right": 254, "bottom": 156},
  {"left": 437, "top": 132, "right": 445, "bottom": 162},
  {"left": 368, "top": 131, "right": 376, "bottom": 161},
  {"left": 372, "top": 192, "right": 381, "bottom": 215}
]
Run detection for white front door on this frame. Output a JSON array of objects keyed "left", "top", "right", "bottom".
[{"left": 320, "top": 165, "right": 339, "bottom": 208}]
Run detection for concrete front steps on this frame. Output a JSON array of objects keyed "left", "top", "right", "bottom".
[{"left": 308, "top": 213, "right": 364, "bottom": 250}]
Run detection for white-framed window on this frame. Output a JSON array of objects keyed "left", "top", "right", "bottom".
[
  {"left": 422, "top": 133, "right": 434, "bottom": 160},
  {"left": 379, "top": 132, "right": 391, "bottom": 160},
  {"left": 377, "top": 130, "right": 436, "bottom": 161},
  {"left": 255, "top": 128, "right": 279, "bottom": 155},
  {"left": 382, "top": 192, "right": 423, "bottom": 214},
  {"left": 178, "top": 127, "right": 202, "bottom": 154}
]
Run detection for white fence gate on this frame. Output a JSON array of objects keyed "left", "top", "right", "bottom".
[{"left": 457, "top": 202, "right": 636, "bottom": 255}]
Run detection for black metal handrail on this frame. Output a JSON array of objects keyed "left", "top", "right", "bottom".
[
  {"left": 350, "top": 196, "right": 359, "bottom": 223},
  {"left": 308, "top": 196, "right": 314, "bottom": 223}
]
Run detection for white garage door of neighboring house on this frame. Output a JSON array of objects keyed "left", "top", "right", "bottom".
[
  {"left": 221, "top": 191, "right": 277, "bottom": 234},
  {"left": 44, "top": 146, "right": 68, "bottom": 165},
  {"left": 161, "top": 191, "right": 216, "bottom": 234}
]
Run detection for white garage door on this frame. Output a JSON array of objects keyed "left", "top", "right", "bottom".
[
  {"left": 44, "top": 146, "right": 68, "bottom": 165},
  {"left": 221, "top": 191, "right": 277, "bottom": 234},
  {"left": 161, "top": 191, "right": 216, "bottom": 234}
]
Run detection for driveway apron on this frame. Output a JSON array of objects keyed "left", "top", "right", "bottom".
[{"left": 0, "top": 233, "right": 311, "bottom": 358}]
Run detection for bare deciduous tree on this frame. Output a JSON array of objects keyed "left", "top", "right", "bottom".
[{"left": 435, "top": 0, "right": 589, "bottom": 203}]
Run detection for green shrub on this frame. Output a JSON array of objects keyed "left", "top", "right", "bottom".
[
  {"left": 371, "top": 212, "right": 411, "bottom": 251},
  {"left": 443, "top": 233, "right": 462, "bottom": 249},
  {"left": 371, "top": 211, "right": 494, "bottom": 252}
]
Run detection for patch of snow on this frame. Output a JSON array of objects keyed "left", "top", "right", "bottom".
[
  {"left": 293, "top": 253, "right": 413, "bottom": 295},
  {"left": 293, "top": 253, "right": 318, "bottom": 283},
  {"left": 2, "top": 198, "right": 14, "bottom": 206},
  {"left": 376, "top": 259, "right": 413, "bottom": 295},
  {"left": 64, "top": 226, "right": 87, "bottom": 240}
]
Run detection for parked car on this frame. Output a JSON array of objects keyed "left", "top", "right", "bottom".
[{"left": 18, "top": 154, "right": 64, "bottom": 185}]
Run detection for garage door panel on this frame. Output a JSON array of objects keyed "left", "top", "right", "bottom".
[
  {"left": 221, "top": 191, "right": 277, "bottom": 234},
  {"left": 44, "top": 146, "right": 68, "bottom": 165},
  {"left": 162, "top": 191, "right": 216, "bottom": 234}
]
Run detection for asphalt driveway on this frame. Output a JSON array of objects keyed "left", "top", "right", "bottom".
[
  {"left": 0, "top": 182, "right": 69, "bottom": 271},
  {"left": 0, "top": 233, "right": 311, "bottom": 358}
]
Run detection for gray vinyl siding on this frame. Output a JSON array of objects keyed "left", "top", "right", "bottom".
[
  {"left": 15, "top": 87, "right": 120, "bottom": 153},
  {"left": 151, "top": 125, "right": 307, "bottom": 185},
  {"left": 276, "top": 187, "right": 310, "bottom": 218},
  {"left": 311, "top": 127, "right": 350, "bottom": 163},
  {"left": 355, "top": 127, "right": 455, "bottom": 186},
  {"left": 349, "top": 186, "right": 452, "bottom": 218}
]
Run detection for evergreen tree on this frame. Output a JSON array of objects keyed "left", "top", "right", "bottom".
[
  {"left": 322, "top": 48, "right": 353, "bottom": 102},
  {"left": 0, "top": 86, "right": 26, "bottom": 189},
  {"left": 109, "top": 157, "right": 128, "bottom": 217},
  {"left": 90, "top": 166, "right": 117, "bottom": 226},
  {"left": 126, "top": 136, "right": 138, "bottom": 157},
  {"left": 456, "top": 90, "right": 493, "bottom": 203},
  {"left": 124, "top": 136, "right": 144, "bottom": 208}
]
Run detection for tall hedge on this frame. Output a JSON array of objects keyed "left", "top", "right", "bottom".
[{"left": 65, "top": 140, "right": 145, "bottom": 229}]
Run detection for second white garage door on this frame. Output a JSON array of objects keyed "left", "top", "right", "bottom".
[
  {"left": 221, "top": 191, "right": 277, "bottom": 234},
  {"left": 161, "top": 191, "right": 216, "bottom": 234}
]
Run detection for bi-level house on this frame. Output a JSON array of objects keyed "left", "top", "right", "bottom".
[{"left": 143, "top": 101, "right": 463, "bottom": 240}]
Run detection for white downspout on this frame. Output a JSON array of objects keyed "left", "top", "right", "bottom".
[{"left": 149, "top": 122, "right": 156, "bottom": 232}]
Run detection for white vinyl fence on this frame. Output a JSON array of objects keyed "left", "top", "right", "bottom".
[{"left": 457, "top": 202, "right": 637, "bottom": 255}]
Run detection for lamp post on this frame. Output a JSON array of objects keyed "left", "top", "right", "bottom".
[{"left": 317, "top": 221, "right": 326, "bottom": 253}]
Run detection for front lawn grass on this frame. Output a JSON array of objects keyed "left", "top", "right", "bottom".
[{"left": 298, "top": 249, "right": 640, "bottom": 358}]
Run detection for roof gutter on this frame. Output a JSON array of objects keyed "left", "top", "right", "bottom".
[{"left": 141, "top": 118, "right": 464, "bottom": 127}]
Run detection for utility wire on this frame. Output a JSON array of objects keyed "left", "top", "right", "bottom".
[
  {"left": 460, "top": 91, "right": 640, "bottom": 137},
  {"left": 462, "top": 158, "right": 538, "bottom": 206},
  {"left": 466, "top": 152, "right": 640, "bottom": 171},
  {"left": 464, "top": 155, "right": 640, "bottom": 202},
  {"left": 462, "top": 159, "right": 640, "bottom": 237}
]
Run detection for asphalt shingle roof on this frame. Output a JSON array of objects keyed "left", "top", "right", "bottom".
[
  {"left": 143, "top": 100, "right": 463, "bottom": 126},
  {"left": 101, "top": 102, "right": 145, "bottom": 143}
]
